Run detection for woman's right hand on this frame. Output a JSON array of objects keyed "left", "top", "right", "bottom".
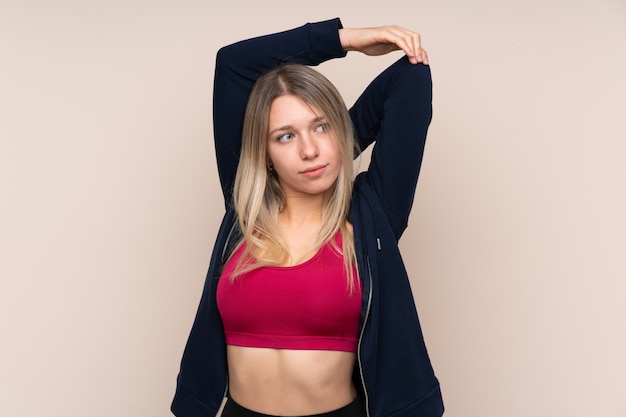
[{"left": 339, "top": 25, "right": 428, "bottom": 65}]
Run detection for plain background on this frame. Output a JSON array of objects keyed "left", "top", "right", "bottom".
[{"left": 1, "top": 1, "right": 625, "bottom": 416}]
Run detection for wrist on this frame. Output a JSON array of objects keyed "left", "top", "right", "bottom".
[{"left": 338, "top": 28, "right": 354, "bottom": 51}]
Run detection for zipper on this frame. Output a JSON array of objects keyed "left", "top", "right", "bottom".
[
  {"left": 357, "top": 255, "right": 373, "bottom": 417},
  {"left": 220, "top": 378, "right": 229, "bottom": 416},
  {"left": 219, "top": 220, "right": 235, "bottom": 412}
]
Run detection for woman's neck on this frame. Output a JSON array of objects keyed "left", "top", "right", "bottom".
[
  {"left": 276, "top": 194, "right": 325, "bottom": 259},
  {"left": 278, "top": 193, "right": 325, "bottom": 229}
]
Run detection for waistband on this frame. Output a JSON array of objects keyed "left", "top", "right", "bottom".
[{"left": 222, "top": 395, "right": 365, "bottom": 417}]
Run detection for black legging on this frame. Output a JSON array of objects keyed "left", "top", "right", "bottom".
[{"left": 221, "top": 396, "right": 366, "bottom": 417}]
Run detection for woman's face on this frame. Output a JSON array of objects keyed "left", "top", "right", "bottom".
[{"left": 266, "top": 94, "right": 341, "bottom": 198}]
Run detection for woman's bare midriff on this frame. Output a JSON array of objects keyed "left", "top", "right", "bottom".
[{"left": 226, "top": 345, "right": 357, "bottom": 416}]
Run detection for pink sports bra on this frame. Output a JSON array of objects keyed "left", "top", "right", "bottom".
[{"left": 217, "top": 233, "right": 361, "bottom": 352}]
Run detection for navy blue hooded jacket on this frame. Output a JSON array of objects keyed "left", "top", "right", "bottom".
[{"left": 172, "top": 18, "right": 444, "bottom": 417}]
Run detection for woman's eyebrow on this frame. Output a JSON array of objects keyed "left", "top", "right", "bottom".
[{"left": 268, "top": 116, "right": 327, "bottom": 136}]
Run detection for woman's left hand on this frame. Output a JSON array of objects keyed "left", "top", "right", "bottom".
[{"left": 339, "top": 25, "right": 428, "bottom": 65}]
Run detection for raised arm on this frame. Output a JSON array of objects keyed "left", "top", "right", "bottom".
[
  {"left": 344, "top": 26, "right": 433, "bottom": 240},
  {"left": 213, "top": 19, "right": 346, "bottom": 205}
]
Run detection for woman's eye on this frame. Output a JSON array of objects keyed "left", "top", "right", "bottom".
[
  {"left": 315, "top": 123, "right": 330, "bottom": 133},
  {"left": 277, "top": 133, "right": 294, "bottom": 143}
]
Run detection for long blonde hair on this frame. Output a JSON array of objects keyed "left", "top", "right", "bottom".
[{"left": 231, "top": 63, "right": 358, "bottom": 290}]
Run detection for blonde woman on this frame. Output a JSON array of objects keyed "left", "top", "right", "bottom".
[{"left": 172, "top": 18, "right": 443, "bottom": 417}]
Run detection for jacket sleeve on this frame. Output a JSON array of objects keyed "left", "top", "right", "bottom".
[
  {"left": 350, "top": 58, "right": 433, "bottom": 240},
  {"left": 212, "top": 18, "right": 347, "bottom": 205}
]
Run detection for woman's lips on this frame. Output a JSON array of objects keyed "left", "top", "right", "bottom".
[{"left": 300, "top": 164, "right": 328, "bottom": 177}]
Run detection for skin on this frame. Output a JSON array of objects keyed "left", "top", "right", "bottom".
[
  {"left": 267, "top": 94, "right": 343, "bottom": 265},
  {"left": 226, "top": 24, "right": 428, "bottom": 415},
  {"left": 227, "top": 95, "right": 355, "bottom": 415},
  {"left": 267, "top": 95, "right": 341, "bottom": 202}
]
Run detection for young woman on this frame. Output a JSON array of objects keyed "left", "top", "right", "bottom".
[{"left": 172, "top": 18, "right": 443, "bottom": 417}]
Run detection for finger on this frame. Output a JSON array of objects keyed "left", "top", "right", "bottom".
[
  {"left": 407, "top": 32, "right": 428, "bottom": 65},
  {"left": 408, "top": 30, "right": 424, "bottom": 64},
  {"left": 385, "top": 26, "right": 418, "bottom": 63},
  {"left": 421, "top": 48, "right": 429, "bottom": 65},
  {"left": 390, "top": 26, "right": 423, "bottom": 64}
]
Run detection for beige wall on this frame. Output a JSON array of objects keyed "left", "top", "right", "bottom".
[{"left": 1, "top": 1, "right": 625, "bottom": 416}]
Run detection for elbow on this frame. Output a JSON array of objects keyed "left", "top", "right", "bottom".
[{"left": 393, "top": 57, "right": 433, "bottom": 102}]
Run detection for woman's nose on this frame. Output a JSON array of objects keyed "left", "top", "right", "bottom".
[{"left": 299, "top": 134, "right": 319, "bottom": 159}]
